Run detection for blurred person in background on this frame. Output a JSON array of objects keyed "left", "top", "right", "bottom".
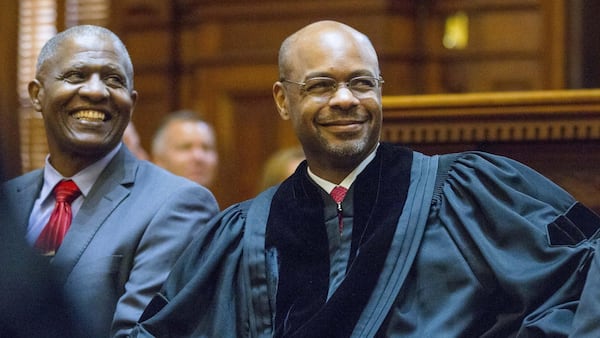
[
  {"left": 259, "top": 146, "right": 305, "bottom": 191},
  {"left": 151, "top": 110, "right": 218, "bottom": 188}
]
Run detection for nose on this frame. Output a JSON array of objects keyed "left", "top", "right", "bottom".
[
  {"left": 192, "top": 148, "right": 203, "bottom": 160},
  {"left": 191, "top": 147, "right": 210, "bottom": 162},
  {"left": 328, "top": 85, "right": 359, "bottom": 109},
  {"left": 79, "top": 74, "right": 109, "bottom": 100}
]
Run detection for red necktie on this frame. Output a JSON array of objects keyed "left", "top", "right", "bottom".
[
  {"left": 330, "top": 186, "right": 348, "bottom": 234},
  {"left": 35, "top": 180, "right": 81, "bottom": 254}
]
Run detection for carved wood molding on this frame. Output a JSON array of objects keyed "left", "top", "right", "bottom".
[
  {"left": 382, "top": 89, "right": 600, "bottom": 144},
  {"left": 174, "top": 0, "right": 397, "bottom": 22}
]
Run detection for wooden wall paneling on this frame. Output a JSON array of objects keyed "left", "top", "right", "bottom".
[
  {"left": 370, "top": 14, "right": 424, "bottom": 95},
  {"left": 107, "top": 0, "right": 580, "bottom": 207},
  {"left": 129, "top": 73, "right": 174, "bottom": 152},
  {"left": 0, "top": 0, "right": 20, "bottom": 181},
  {"left": 443, "top": 60, "right": 543, "bottom": 92},
  {"left": 111, "top": 0, "right": 172, "bottom": 28},
  {"left": 22, "top": 114, "right": 49, "bottom": 172},
  {"left": 124, "top": 30, "right": 174, "bottom": 70},
  {"left": 453, "top": 7, "right": 542, "bottom": 91},
  {"left": 230, "top": 93, "right": 283, "bottom": 197},
  {"left": 190, "top": 64, "right": 283, "bottom": 207},
  {"left": 467, "top": 8, "right": 541, "bottom": 52},
  {"left": 422, "top": 0, "right": 564, "bottom": 93},
  {"left": 540, "top": 0, "right": 566, "bottom": 89},
  {"left": 179, "top": 23, "right": 222, "bottom": 63},
  {"left": 112, "top": 0, "right": 177, "bottom": 152},
  {"left": 176, "top": 0, "right": 402, "bottom": 23},
  {"left": 579, "top": 0, "right": 600, "bottom": 88},
  {"left": 175, "top": 0, "right": 417, "bottom": 67},
  {"left": 379, "top": 62, "right": 425, "bottom": 95}
]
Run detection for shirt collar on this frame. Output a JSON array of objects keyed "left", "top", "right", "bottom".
[
  {"left": 308, "top": 143, "right": 379, "bottom": 194},
  {"left": 41, "top": 144, "right": 122, "bottom": 201}
]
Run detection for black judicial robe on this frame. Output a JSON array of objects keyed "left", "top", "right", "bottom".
[
  {"left": 570, "top": 240, "right": 600, "bottom": 338},
  {"left": 131, "top": 143, "right": 600, "bottom": 337}
]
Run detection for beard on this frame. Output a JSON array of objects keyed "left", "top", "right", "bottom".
[{"left": 320, "top": 134, "right": 370, "bottom": 159}]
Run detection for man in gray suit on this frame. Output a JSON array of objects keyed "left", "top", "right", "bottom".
[{"left": 0, "top": 25, "right": 219, "bottom": 337}]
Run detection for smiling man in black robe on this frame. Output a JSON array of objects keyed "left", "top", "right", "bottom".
[{"left": 131, "top": 20, "right": 600, "bottom": 337}]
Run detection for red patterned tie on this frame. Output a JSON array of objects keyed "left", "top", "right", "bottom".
[
  {"left": 330, "top": 186, "right": 348, "bottom": 234},
  {"left": 35, "top": 180, "right": 81, "bottom": 254}
]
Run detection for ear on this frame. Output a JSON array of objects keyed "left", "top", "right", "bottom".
[
  {"left": 28, "top": 79, "right": 43, "bottom": 112},
  {"left": 273, "top": 81, "right": 290, "bottom": 120},
  {"left": 130, "top": 89, "right": 138, "bottom": 109},
  {"left": 128, "top": 89, "right": 138, "bottom": 120}
]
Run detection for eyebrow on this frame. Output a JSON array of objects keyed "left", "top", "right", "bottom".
[
  {"left": 66, "top": 62, "right": 126, "bottom": 74},
  {"left": 302, "top": 70, "right": 377, "bottom": 81}
]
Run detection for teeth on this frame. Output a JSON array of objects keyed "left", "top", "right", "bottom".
[{"left": 72, "top": 110, "right": 106, "bottom": 122}]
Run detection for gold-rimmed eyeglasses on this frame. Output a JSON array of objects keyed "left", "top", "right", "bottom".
[{"left": 281, "top": 75, "right": 384, "bottom": 97}]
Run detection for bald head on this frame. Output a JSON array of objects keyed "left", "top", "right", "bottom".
[
  {"left": 272, "top": 20, "right": 383, "bottom": 183},
  {"left": 36, "top": 25, "right": 134, "bottom": 87},
  {"left": 278, "top": 20, "right": 379, "bottom": 80}
]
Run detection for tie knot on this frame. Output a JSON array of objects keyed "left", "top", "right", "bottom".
[
  {"left": 330, "top": 186, "right": 348, "bottom": 204},
  {"left": 54, "top": 180, "right": 81, "bottom": 203}
]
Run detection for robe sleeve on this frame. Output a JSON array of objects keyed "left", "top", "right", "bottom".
[
  {"left": 570, "top": 240, "right": 600, "bottom": 338},
  {"left": 130, "top": 200, "right": 252, "bottom": 337},
  {"left": 436, "top": 151, "right": 599, "bottom": 336}
]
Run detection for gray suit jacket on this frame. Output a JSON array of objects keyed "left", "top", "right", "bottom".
[{"left": 0, "top": 146, "right": 219, "bottom": 337}]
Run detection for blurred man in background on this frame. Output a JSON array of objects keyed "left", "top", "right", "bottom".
[{"left": 151, "top": 110, "right": 218, "bottom": 188}]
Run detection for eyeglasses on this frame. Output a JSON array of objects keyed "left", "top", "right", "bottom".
[{"left": 281, "top": 75, "right": 384, "bottom": 97}]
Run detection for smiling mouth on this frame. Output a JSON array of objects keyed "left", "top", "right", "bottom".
[
  {"left": 72, "top": 110, "right": 107, "bottom": 122},
  {"left": 322, "top": 119, "right": 365, "bottom": 127}
]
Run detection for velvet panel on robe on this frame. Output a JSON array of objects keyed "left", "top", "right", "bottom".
[{"left": 131, "top": 144, "right": 437, "bottom": 337}]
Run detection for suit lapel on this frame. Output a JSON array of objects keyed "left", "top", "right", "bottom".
[
  {"left": 52, "top": 147, "right": 138, "bottom": 283},
  {"left": 4, "top": 170, "right": 44, "bottom": 232}
]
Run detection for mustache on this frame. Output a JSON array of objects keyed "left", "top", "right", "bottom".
[{"left": 316, "top": 112, "right": 369, "bottom": 125}]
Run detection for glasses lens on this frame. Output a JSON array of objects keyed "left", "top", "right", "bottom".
[
  {"left": 303, "top": 78, "right": 337, "bottom": 95},
  {"left": 349, "top": 76, "right": 378, "bottom": 92},
  {"left": 299, "top": 76, "right": 381, "bottom": 97}
]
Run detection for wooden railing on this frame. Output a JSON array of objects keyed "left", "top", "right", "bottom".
[
  {"left": 382, "top": 89, "right": 600, "bottom": 211},
  {"left": 382, "top": 89, "right": 600, "bottom": 144}
]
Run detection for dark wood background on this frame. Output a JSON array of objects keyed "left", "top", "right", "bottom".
[{"left": 2, "top": 0, "right": 599, "bottom": 208}]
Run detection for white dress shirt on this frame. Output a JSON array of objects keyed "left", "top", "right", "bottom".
[{"left": 26, "top": 144, "right": 122, "bottom": 245}]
